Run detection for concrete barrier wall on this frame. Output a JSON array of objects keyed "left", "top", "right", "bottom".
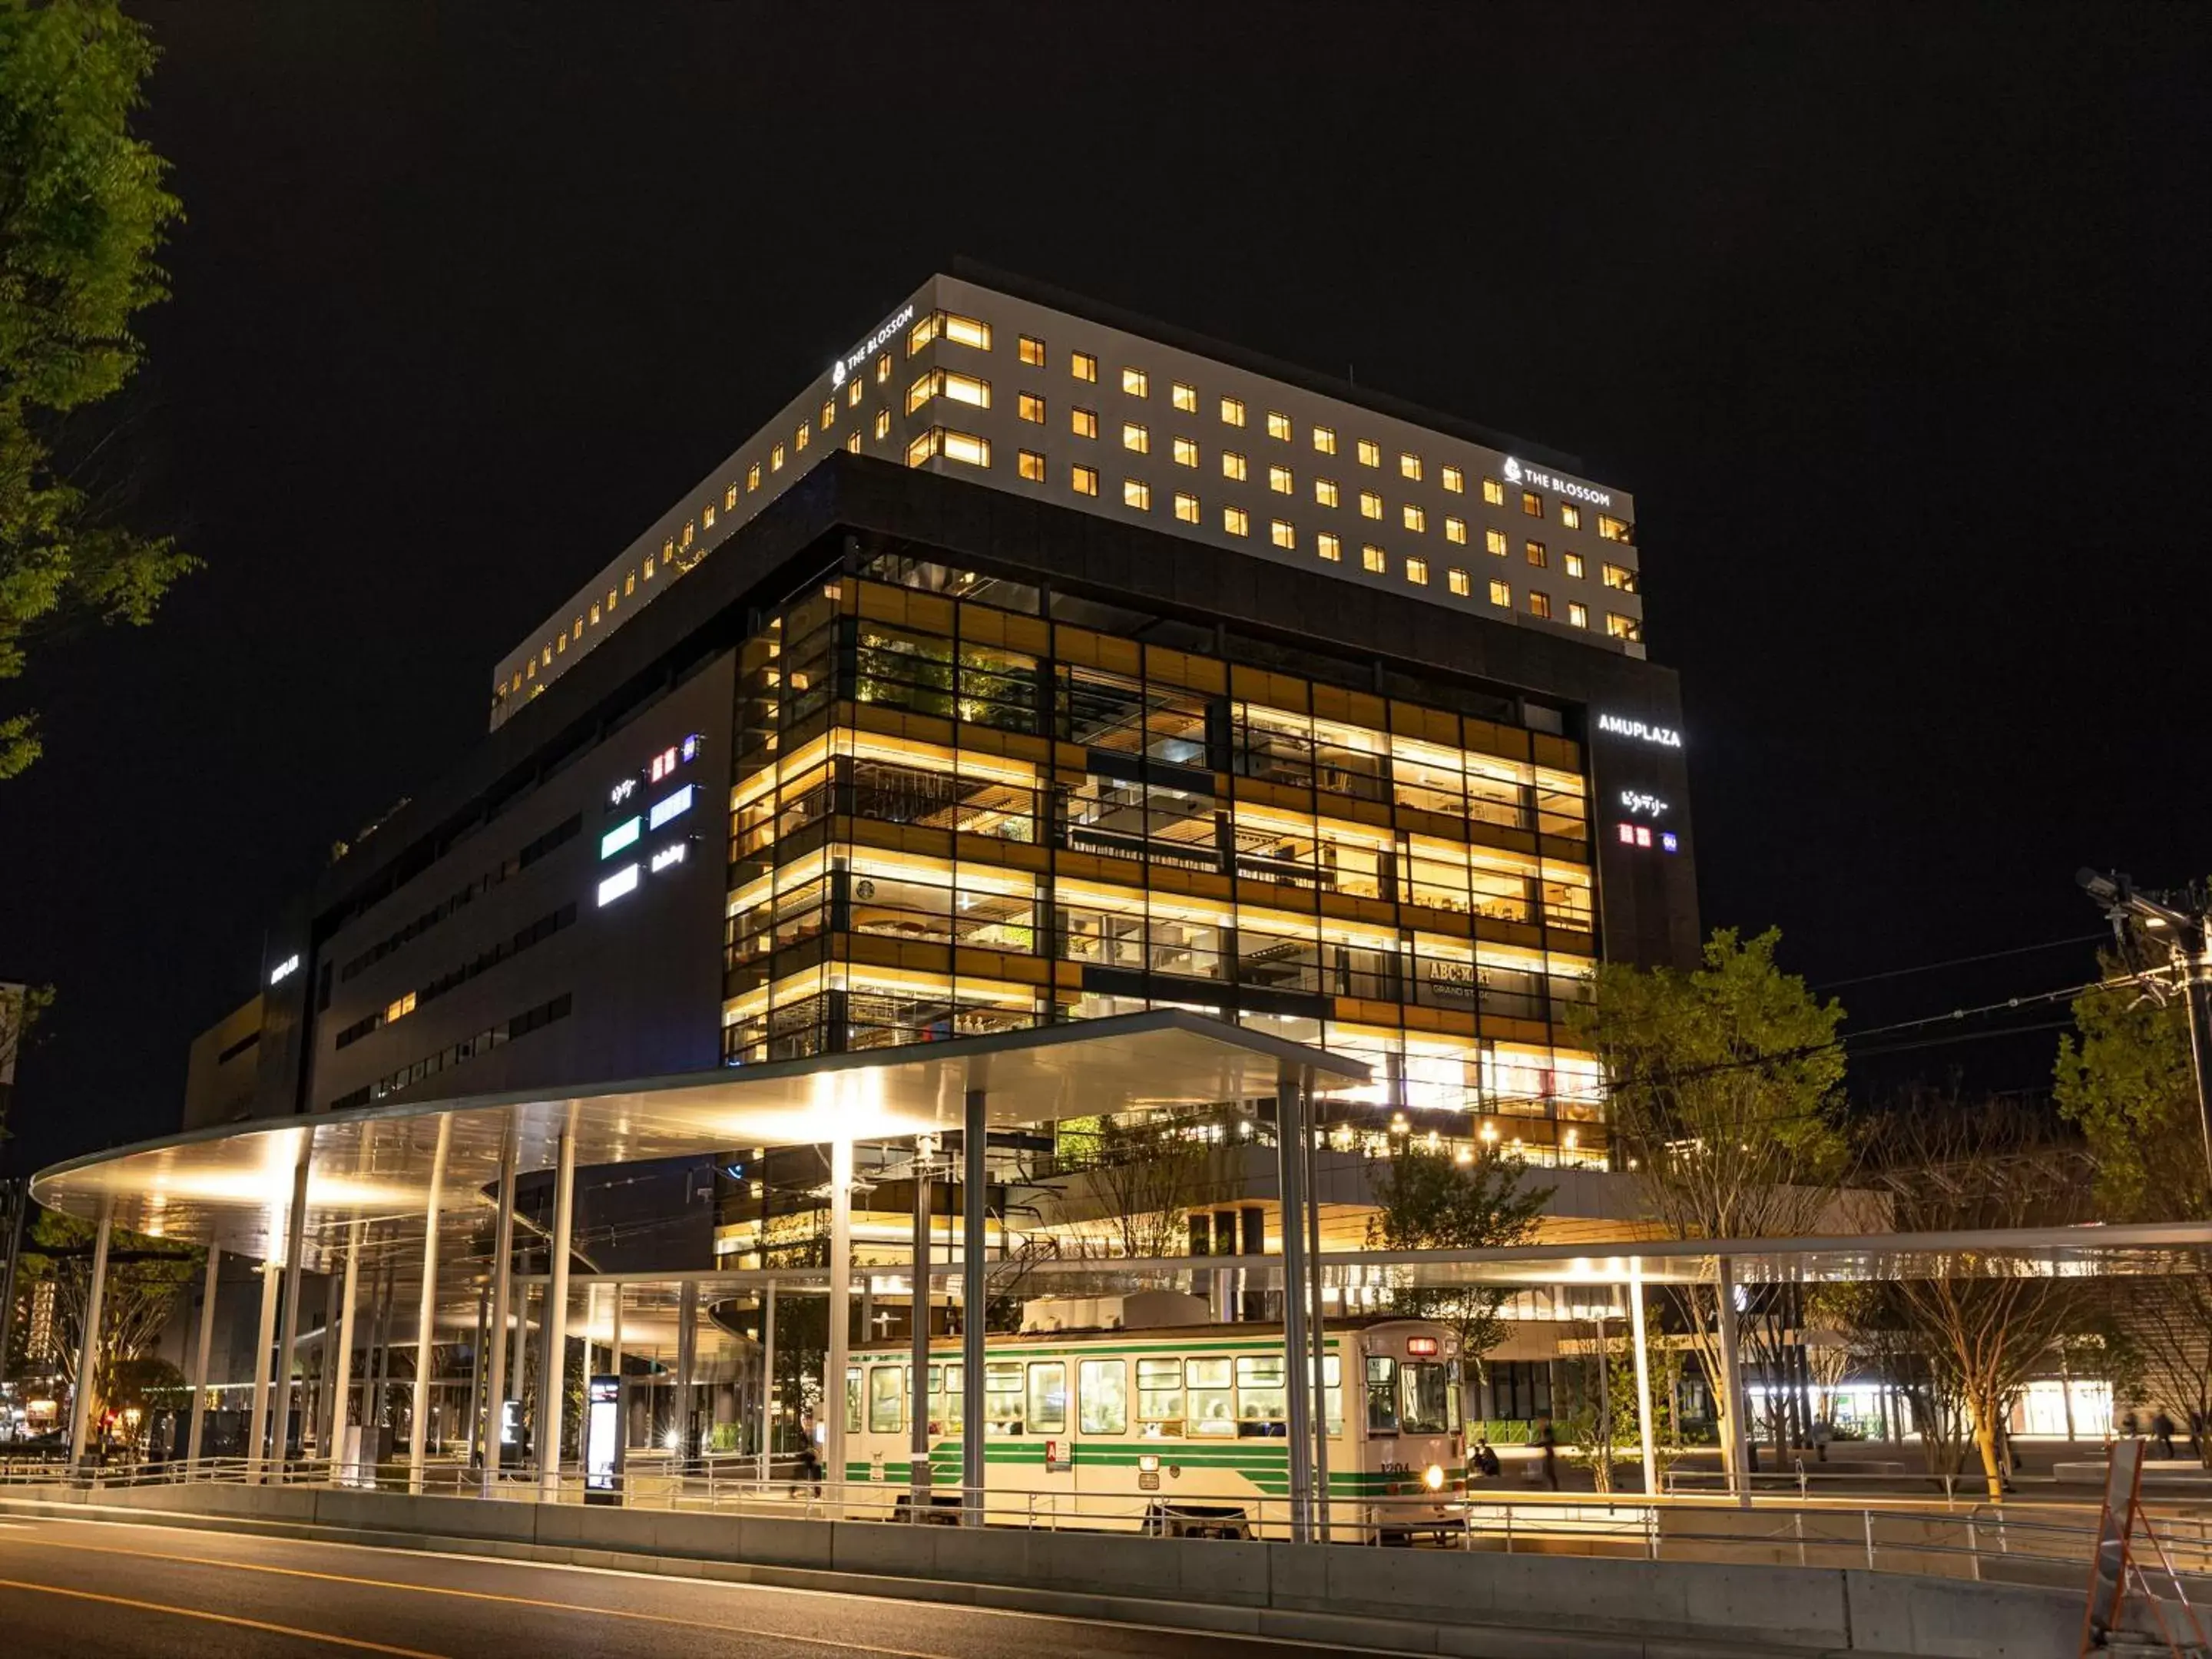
[{"left": 8, "top": 1483, "right": 2080, "bottom": 1658}]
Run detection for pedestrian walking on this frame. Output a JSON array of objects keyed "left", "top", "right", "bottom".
[{"left": 1538, "top": 1415, "right": 1559, "bottom": 1492}]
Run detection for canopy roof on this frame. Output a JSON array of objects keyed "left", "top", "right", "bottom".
[{"left": 29, "top": 1011, "right": 1367, "bottom": 1263}]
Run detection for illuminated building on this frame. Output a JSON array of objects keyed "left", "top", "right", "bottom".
[{"left": 231, "top": 267, "right": 1695, "bottom": 1183}]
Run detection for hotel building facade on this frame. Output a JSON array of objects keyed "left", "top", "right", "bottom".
[{"left": 220, "top": 267, "right": 1696, "bottom": 1192}]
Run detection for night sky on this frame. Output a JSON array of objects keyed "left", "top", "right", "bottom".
[{"left": 2, "top": 5, "right": 2206, "bottom": 1173}]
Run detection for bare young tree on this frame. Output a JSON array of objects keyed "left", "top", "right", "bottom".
[
  {"left": 1051, "top": 1108, "right": 1227, "bottom": 1259},
  {"left": 1866, "top": 1098, "right": 2099, "bottom": 1498}
]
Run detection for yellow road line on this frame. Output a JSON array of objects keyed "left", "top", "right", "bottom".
[
  {"left": 0, "top": 1534, "right": 952, "bottom": 1659},
  {"left": 0, "top": 1573, "right": 450, "bottom": 1656}
]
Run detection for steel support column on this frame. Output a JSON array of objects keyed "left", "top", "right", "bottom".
[
  {"left": 1301, "top": 1067, "right": 1331, "bottom": 1541},
  {"left": 676, "top": 1277, "right": 699, "bottom": 1459},
  {"left": 329, "top": 1226, "right": 360, "bottom": 1472},
  {"left": 825, "top": 1136, "right": 853, "bottom": 1494},
  {"left": 273, "top": 1141, "right": 313, "bottom": 1472},
  {"left": 407, "top": 1113, "right": 452, "bottom": 1494},
  {"left": 66, "top": 1195, "right": 114, "bottom": 1468},
  {"left": 760, "top": 1279, "right": 777, "bottom": 1476},
  {"left": 537, "top": 1105, "right": 578, "bottom": 1499},
  {"left": 962, "top": 1090, "right": 985, "bottom": 1525},
  {"left": 318, "top": 1269, "right": 342, "bottom": 1456},
  {"left": 186, "top": 1243, "right": 221, "bottom": 1466},
  {"left": 481, "top": 1122, "right": 517, "bottom": 1495},
  {"left": 1629, "top": 1260, "right": 1657, "bottom": 1497},
  {"left": 246, "top": 1255, "right": 280, "bottom": 1479},
  {"left": 1276, "top": 1069, "right": 1314, "bottom": 1542},
  {"left": 1715, "top": 1253, "right": 1750, "bottom": 1504},
  {"left": 909, "top": 1134, "right": 934, "bottom": 1514}
]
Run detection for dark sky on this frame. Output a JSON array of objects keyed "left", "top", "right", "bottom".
[{"left": 2, "top": 4, "right": 2206, "bottom": 1173}]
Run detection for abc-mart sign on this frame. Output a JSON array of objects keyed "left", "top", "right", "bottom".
[
  {"left": 830, "top": 303, "right": 918, "bottom": 388},
  {"left": 1502, "top": 455, "right": 1612, "bottom": 508}
]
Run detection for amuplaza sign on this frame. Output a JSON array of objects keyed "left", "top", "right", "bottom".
[{"left": 1596, "top": 714, "right": 1683, "bottom": 749}]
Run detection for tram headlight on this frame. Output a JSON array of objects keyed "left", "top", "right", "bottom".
[{"left": 1424, "top": 1463, "right": 1445, "bottom": 1492}]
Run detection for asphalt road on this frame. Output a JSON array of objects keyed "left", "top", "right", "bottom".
[{"left": 0, "top": 1515, "right": 1409, "bottom": 1659}]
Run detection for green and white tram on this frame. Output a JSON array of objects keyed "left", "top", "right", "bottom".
[{"left": 843, "top": 1316, "right": 1465, "bottom": 1540}]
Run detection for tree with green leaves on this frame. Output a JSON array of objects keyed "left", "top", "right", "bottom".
[
  {"left": 1568, "top": 927, "right": 1851, "bottom": 1474},
  {"left": 1365, "top": 1138, "right": 1551, "bottom": 1372},
  {"left": 0, "top": 0, "right": 193, "bottom": 779},
  {"left": 18, "top": 1206, "right": 198, "bottom": 1435},
  {"left": 2056, "top": 943, "right": 2212, "bottom": 1459}
]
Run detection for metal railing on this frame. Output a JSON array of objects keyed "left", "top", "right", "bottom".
[{"left": 9, "top": 1452, "right": 2211, "bottom": 1594}]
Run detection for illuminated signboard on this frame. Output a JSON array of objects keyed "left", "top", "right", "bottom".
[
  {"left": 1619, "top": 790, "right": 1670, "bottom": 818},
  {"left": 597, "top": 864, "right": 640, "bottom": 907},
  {"left": 1615, "top": 823, "right": 1681, "bottom": 854},
  {"left": 648, "top": 784, "right": 695, "bottom": 831},
  {"left": 601, "top": 816, "right": 641, "bottom": 859},
  {"left": 650, "top": 843, "right": 687, "bottom": 873},
  {"left": 1595, "top": 714, "right": 1682, "bottom": 749},
  {"left": 269, "top": 954, "right": 301, "bottom": 985},
  {"left": 1502, "top": 454, "right": 1613, "bottom": 508},
  {"left": 830, "top": 303, "right": 917, "bottom": 389}
]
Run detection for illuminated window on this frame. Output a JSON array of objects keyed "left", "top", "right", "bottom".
[
  {"left": 944, "top": 313, "right": 990, "bottom": 350},
  {"left": 386, "top": 990, "right": 416, "bottom": 1024},
  {"left": 1173, "top": 435, "right": 1199, "bottom": 467},
  {"left": 701, "top": 505, "right": 714, "bottom": 530},
  {"left": 876, "top": 353, "right": 891, "bottom": 383},
  {"left": 724, "top": 484, "right": 737, "bottom": 510},
  {"left": 906, "top": 373, "right": 935, "bottom": 415},
  {"left": 845, "top": 432, "right": 860, "bottom": 453},
  {"left": 1447, "top": 568, "right": 1470, "bottom": 596},
  {"left": 747, "top": 462, "right": 761, "bottom": 491},
  {"left": 1313, "top": 426, "right": 1337, "bottom": 455},
  {"left": 1072, "top": 464, "right": 1099, "bottom": 495},
  {"left": 1522, "top": 490, "right": 1543, "bottom": 517},
  {"left": 1564, "top": 552, "right": 1584, "bottom": 579},
  {"left": 1482, "top": 476, "right": 1505, "bottom": 505},
  {"left": 589, "top": 602, "right": 601, "bottom": 624},
  {"left": 847, "top": 377, "right": 863, "bottom": 406},
  {"left": 1603, "top": 562, "right": 1638, "bottom": 592},
  {"left": 1124, "top": 478, "right": 1151, "bottom": 511},
  {"left": 1568, "top": 601, "right": 1589, "bottom": 629},
  {"left": 874, "top": 409, "right": 890, "bottom": 440},
  {"left": 1221, "top": 450, "right": 1247, "bottom": 481},
  {"left": 1122, "top": 367, "right": 1149, "bottom": 397},
  {"left": 1486, "top": 528, "right": 1508, "bottom": 557},
  {"left": 1174, "top": 491, "right": 1200, "bottom": 523},
  {"left": 908, "top": 313, "right": 937, "bottom": 353},
  {"left": 1224, "top": 505, "right": 1250, "bottom": 536},
  {"left": 624, "top": 571, "right": 636, "bottom": 595},
  {"left": 1317, "top": 531, "right": 1342, "bottom": 562},
  {"left": 1488, "top": 579, "right": 1511, "bottom": 608},
  {"left": 1171, "top": 382, "right": 1196, "bottom": 412},
  {"left": 1018, "top": 392, "right": 1045, "bottom": 423},
  {"left": 1019, "top": 335, "right": 1046, "bottom": 367},
  {"left": 1402, "top": 504, "right": 1426, "bottom": 533},
  {"left": 1528, "top": 591, "right": 1551, "bottom": 619},
  {"left": 1072, "top": 407, "right": 1098, "bottom": 439},
  {"left": 1442, "top": 465, "right": 1464, "bottom": 495},
  {"left": 1445, "top": 516, "right": 1466, "bottom": 545},
  {"left": 1598, "top": 514, "right": 1631, "bottom": 541},
  {"left": 771, "top": 443, "right": 785, "bottom": 472},
  {"left": 908, "top": 427, "right": 990, "bottom": 468},
  {"left": 1270, "top": 518, "right": 1295, "bottom": 549},
  {"left": 942, "top": 370, "right": 988, "bottom": 407},
  {"left": 1267, "top": 410, "right": 1291, "bottom": 441},
  {"left": 1399, "top": 452, "right": 1422, "bottom": 481},
  {"left": 1361, "top": 544, "right": 1386, "bottom": 573},
  {"left": 1123, "top": 422, "right": 1150, "bottom": 454},
  {"left": 1406, "top": 556, "right": 1429, "bottom": 585},
  {"left": 1607, "top": 611, "right": 1641, "bottom": 641},
  {"left": 1526, "top": 541, "right": 1548, "bottom": 567},
  {"left": 821, "top": 397, "right": 835, "bottom": 429},
  {"left": 1018, "top": 449, "right": 1046, "bottom": 482},
  {"left": 1356, "top": 439, "right": 1379, "bottom": 467},
  {"left": 1267, "top": 464, "right": 1292, "bottom": 495},
  {"left": 1561, "top": 502, "right": 1582, "bottom": 530},
  {"left": 1359, "top": 490, "right": 1382, "bottom": 519},
  {"left": 1220, "top": 396, "right": 1247, "bottom": 427},
  {"left": 1315, "top": 478, "right": 1339, "bottom": 508},
  {"left": 1071, "top": 351, "right": 1098, "bottom": 382}
]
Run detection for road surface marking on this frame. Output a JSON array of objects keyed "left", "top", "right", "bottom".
[
  {"left": 0, "top": 1533, "right": 955, "bottom": 1659},
  {"left": 0, "top": 1574, "right": 451, "bottom": 1656}
]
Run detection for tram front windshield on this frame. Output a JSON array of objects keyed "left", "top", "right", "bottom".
[{"left": 1399, "top": 1362, "right": 1458, "bottom": 1436}]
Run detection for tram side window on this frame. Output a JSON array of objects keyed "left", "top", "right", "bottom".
[
  {"left": 1324, "top": 1354, "right": 1345, "bottom": 1438},
  {"left": 1188, "top": 1357, "right": 1236, "bottom": 1437},
  {"left": 1137, "top": 1357, "right": 1184, "bottom": 1437},
  {"left": 927, "top": 1364, "right": 964, "bottom": 1430},
  {"left": 985, "top": 1361, "right": 1025, "bottom": 1435},
  {"left": 1079, "top": 1359, "right": 1128, "bottom": 1434},
  {"left": 1366, "top": 1356, "right": 1399, "bottom": 1434},
  {"left": 1400, "top": 1360, "right": 1458, "bottom": 1435},
  {"left": 1235, "top": 1355, "right": 1286, "bottom": 1435},
  {"left": 869, "top": 1365, "right": 903, "bottom": 1433},
  {"left": 846, "top": 1366, "right": 863, "bottom": 1435},
  {"left": 1028, "top": 1361, "right": 1068, "bottom": 1435}
]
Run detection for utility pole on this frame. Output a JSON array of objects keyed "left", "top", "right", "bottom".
[
  {"left": 0, "top": 1177, "right": 25, "bottom": 1389},
  {"left": 2078, "top": 869, "right": 2212, "bottom": 1187}
]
